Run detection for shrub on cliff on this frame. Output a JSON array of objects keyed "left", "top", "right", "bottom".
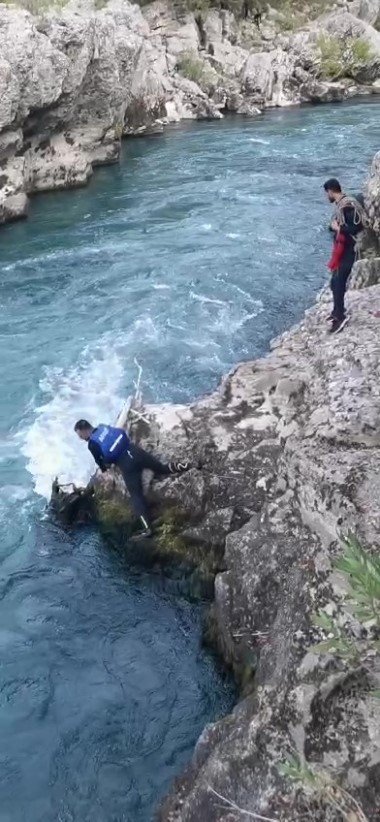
[
  {"left": 313, "top": 534, "right": 380, "bottom": 663},
  {"left": 8, "top": 0, "right": 109, "bottom": 11},
  {"left": 317, "top": 34, "right": 375, "bottom": 80},
  {"left": 279, "top": 753, "right": 371, "bottom": 820},
  {"left": 176, "top": 50, "right": 217, "bottom": 90}
]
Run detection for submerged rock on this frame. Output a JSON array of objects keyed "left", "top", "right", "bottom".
[{"left": 50, "top": 478, "right": 96, "bottom": 525}]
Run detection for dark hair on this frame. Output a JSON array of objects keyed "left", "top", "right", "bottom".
[
  {"left": 323, "top": 178, "right": 341, "bottom": 193},
  {"left": 74, "top": 419, "right": 92, "bottom": 432}
]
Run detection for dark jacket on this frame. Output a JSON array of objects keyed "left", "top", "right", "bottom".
[{"left": 88, "top": 438, "right": 108, "bottom": 472}]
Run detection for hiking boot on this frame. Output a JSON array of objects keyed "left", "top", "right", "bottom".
[
  {"left": 328, "top": 316, "right": 349, "bottom": 334},
  {"left": 327, "top": 312, "right": 346, "bottom": 322},
  {"left": 131, "top": 528, "right": 153, "bottom": 542},
  {"left": 132, "top": 516, "right": 153, "bottom": 541},
  {"left": 132, "top": 528, "right": 153, "bottom": 541}
]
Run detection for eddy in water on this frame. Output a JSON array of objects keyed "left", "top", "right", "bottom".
[{"left": 74, "top": 419, "right": 197, "bottom": 538}]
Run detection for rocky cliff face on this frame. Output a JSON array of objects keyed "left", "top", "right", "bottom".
[
  {"left": 1, "top": 0, "right": 380, "bottom": 223},
  {"left": 59, "top": 153, "right": 380, "bottom": 820}
]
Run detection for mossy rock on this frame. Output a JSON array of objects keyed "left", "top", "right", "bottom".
[
  {"left": 95, "top": 492, "right": 134, "bottom": 525},
  {"left": 95, "top": 499, "right": 222, "bottom": 596},
  {"left": 153, "top": 507, "right": 223, "bottom": 575},
  {"left": 154, "top": 507, "right": 189, "bottom": 554}
]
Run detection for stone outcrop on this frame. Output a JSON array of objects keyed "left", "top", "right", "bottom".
[
  {"left": 51, "top": 153, "right": 380, "bottom": 819},
  {"left": 1, "top": 0, "right": 380, "bottom": 223},
  {"left": 49, "top": 150, "right": 380, "bottom": 819}
]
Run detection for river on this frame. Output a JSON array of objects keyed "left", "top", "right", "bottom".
[{"left": 0, "top": 100, "right": 379, "bottom": 822}]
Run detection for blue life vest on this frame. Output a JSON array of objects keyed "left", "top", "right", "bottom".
[{"left": 89, "top": 424, "right": 130, "bottom": 463}]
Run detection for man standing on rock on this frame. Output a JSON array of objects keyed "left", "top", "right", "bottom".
[
  {"left": 324, "top": 178, "right": 365, "bottom": 334},
  {"left": 74, "top": 420, "right": 194, "bottom": 539}
]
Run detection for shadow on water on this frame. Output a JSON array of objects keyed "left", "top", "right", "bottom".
[{"left": 0, "top": 511, "right": 235, "bottom": 822}]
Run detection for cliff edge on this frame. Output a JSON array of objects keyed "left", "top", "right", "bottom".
[{"left": 65, "top": 152, "right": 380, "bottom": 820}]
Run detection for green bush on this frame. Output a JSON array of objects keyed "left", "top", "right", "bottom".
[
  {"left": 6, "top": 0, "right": 111, "bottom": 12},
  {"left": 177, "top": 50, "right": 215, "bottom": 89},
  {"left": 335, "top": 533, "right": 380, "bottom": 627},
  {"left": 317, "top": 34, "right": 345, "bottom": 79},
  {"left": 279, "top": 753, "right": 369, "bottom": 819},
  {"left": 312, "top": 534, "right": 380, "bottom": 663},
  {"left": 349, "top": 36, "right": 374, "bottom": 67},
  {"left": 317, "top": 34, "right": 375, "bottom": 80},
  {"left": 10, "top": 0, "right": 63, "bottom": 11}
]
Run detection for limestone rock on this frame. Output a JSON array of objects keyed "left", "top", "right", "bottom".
[
  {"left": 0, "top": 190, "right": 28, "bottom": 224},
  {"left": 348, "top": 0, "right": 380, "bottom": 24},
  {"left": 350, "top": 256, "right": 380, "bottom": 287},
  {"left": 365, "top": 150, "right": 380, "bottom": 236},
  {"left": 141, "top": 274, "right": 380, "bottom": 820},
  {"left": 127, "top": 158, "right": 380, "bottom": 821},
  {"left": 1, "top": 0, "right": 380, "bottom": 221}
]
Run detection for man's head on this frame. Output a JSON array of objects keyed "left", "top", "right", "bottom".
[
  {"left": 74, "top": 419, "right": 93, "bottom": 441},
  {"left": 324, "top": 178, "right": 342, "bottom": 203}
]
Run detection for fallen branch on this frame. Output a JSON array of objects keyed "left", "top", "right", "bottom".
[
  {"left": 117, "top": 359, "right": 149, "bottom": 428},
  {"left": 208, "top": 786, "right": 279, "bottom": 822},
  {"left": 133, "top": 356, "right": 143, "bottom": 403}
]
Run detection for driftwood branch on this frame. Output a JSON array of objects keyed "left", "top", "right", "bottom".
[
  {"left": 207, "top": 786, "right": 279, "bottom": 822},
  {"left": 116, "top": 359, "right": 150, "bottom": 428}
]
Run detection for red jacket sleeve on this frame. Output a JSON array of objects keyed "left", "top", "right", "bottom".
[{"left": 328, "top": 232, "right": 347, "bottom": 272}]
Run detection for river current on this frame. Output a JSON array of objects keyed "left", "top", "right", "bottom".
[{"left": 0, "top": 101, "right": 379, "bottom": 821}]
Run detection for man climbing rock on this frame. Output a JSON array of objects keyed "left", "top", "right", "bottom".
[
  {"left": 74, "top": 420, "right": 194, "bottom": 538},
  {"left": 324, "top": 178, "right": 365, "bottom": 334}
]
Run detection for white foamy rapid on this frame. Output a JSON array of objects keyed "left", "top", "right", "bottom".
[{"left": 21, "top": 341, "right": 126, "bottom": 499}]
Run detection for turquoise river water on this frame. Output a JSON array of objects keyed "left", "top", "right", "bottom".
[{"left": 0, "top": 100, "right": 379, "bottom": 821}]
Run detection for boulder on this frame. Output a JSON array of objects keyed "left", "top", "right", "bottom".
[{"left": 347, "top": 0, "right": 380, "bottom": 24}]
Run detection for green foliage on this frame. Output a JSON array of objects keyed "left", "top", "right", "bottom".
[
  {"left": 336, "top": 534, "right": 380, "bottom": 626},
  {"left": 279, "top": 753, "right": 369, "bottom": 820},
  {"left": 317, "top": 34, "right": 345, "bottom": 80},
  {"left": 278, "top": 754, "right": 322, "bottom": 789},
  {"left": 177, "top": 0, "right": 211, "bottom": 12},
  {"left": 269, "top": 0, "right": 303, "bottom": 31},
  {"left": 312, "top": 535, "right": 380, "bottom": 666},
  {"left": 11, "top": 0, "right": 67, "bottom": 13},
  {"left": 176, "top": 51, "right": 215, "bottom": 89},
  {"left": 154, "top": 507, "right": 189, "bottom": 555},
  {"left": 8, "top": 0, "right": 110, "bottom": 12},
  {"left": 350, "top": 37, "right": 374, "bottom": 65},
  {"left": 317, "top": 34, "right": 375, "bottom": 80},
  {"left": 95, "top": 493, "right": 134, "bottom": 529},
  {"left": 113, "top": 121, "right": 124, "bottom": 140},
  {"left": 311, "top": 611, "right": 359, "bottom": 662}
]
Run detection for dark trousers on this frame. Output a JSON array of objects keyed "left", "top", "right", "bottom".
[
  {"left": 117, "top": 444, "right": 171, "bottom": 523},
  {"left": 330, "top": 254, "right": 355, "bottom": 321}
]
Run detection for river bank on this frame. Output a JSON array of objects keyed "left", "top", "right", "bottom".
[
  {"left": 69, "top": 152, "right": 380, "bottom": 820},
  {"left": 1, "top": 0, "right": 380, "bottom": 224}
]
